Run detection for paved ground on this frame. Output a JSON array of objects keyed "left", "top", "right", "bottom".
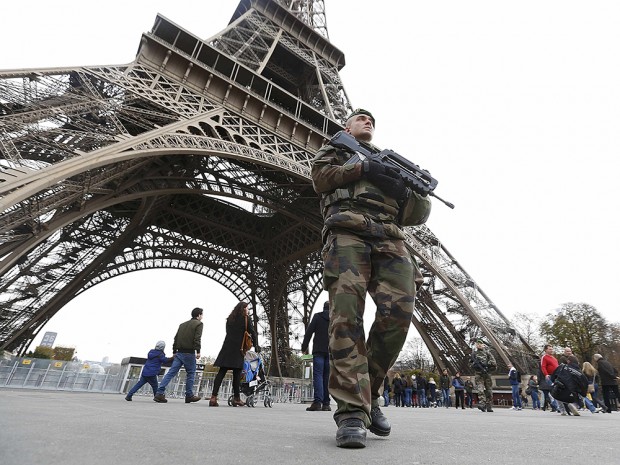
[{"left": 1, "top": 389, "right": 619, "bottom": 465}]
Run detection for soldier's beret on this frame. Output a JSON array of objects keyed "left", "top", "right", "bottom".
[
  {"left": 346, "top": 108, "right": 375, "bottom": 127},
  {"left": 475, "top": 338, "right": 485, "bottom": 344}
]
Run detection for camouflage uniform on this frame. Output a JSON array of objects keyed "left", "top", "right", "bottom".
[
  {"left": 311, "top": 141, "right": 431, "bottom": 427},
  {"left": 469, "top": 346, "right": 497, "bottom": 409}
]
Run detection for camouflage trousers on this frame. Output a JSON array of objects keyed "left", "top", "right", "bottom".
[
  {"left": 322, "top": 231, "right": 419, "bottom": 426},
  {"left": 475, "top": 373, "right": 493, "bottom": 407}
]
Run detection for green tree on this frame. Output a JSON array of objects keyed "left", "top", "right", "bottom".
[
  {"left": 30, "top": 345, "right": 53, "bottom": 359},
  {"left": 539, "top": 302, "right": 608, "bottom": 362},
  {"left": 53, "top": 346, "right": 75, "bottom": 361}
]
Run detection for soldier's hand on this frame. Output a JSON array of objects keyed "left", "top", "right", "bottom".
[
  {"left": 363, "top": 160, "right": 387, "bottom": 179},
  {"left": 363, "top": 160, "right": 406, "bottom": 201}
]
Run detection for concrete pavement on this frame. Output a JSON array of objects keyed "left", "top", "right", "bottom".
[{"left": 1, "top": 389, "right": 619, "bottom": 465}]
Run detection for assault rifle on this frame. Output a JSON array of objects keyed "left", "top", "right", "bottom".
[
  {"left": 329, "top": 131, "right": 455, "bottom": 209},
  {"left": 470, "top": 353, "right": 488, "bottom": 374}
]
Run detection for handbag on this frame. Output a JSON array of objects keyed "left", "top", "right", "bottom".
[{"left": 241, "top": 314, "right": 253, "bottom": 354}]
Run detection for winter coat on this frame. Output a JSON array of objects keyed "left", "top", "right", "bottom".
[
  {"left": 508, "top": 367, "right": 521, "bottom": 386},
  {"left": 439, "top": 374, "right": 451, "bottom": 389},
  {"left": 452, "top": 376, "right": 465, "bottom": 390},
  {"left": 214, "top": 313, "right": 257, "bottom": 369},
  {"left": 551, "top": 362, "right": 589, "bottom": 403},
  {"left": 392, "top": 377, "right": 404, "bottom": 394},
  {"left": 416, "top": 376, "right": 427, "bottom": 391},
  {"left": 301, "top": 308, "right": 329, "bottom": 355},
  {"left": 141, "top": 349, "right": 168, "bottom": 377},
  {"left": 173, "top": 317, "right": 203, "bottom": 354},
  {"left": 597, "top": 358, "right": 619, "bottom": 386}
]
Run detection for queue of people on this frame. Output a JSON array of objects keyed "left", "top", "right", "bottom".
[
  {"left": 382, "top": 371, "right": 477, "bottom": 409},
  {"left": 377, "top": 344, "right": 618, "bottom": 418}
]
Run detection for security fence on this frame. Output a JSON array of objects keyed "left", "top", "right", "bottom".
[
  {"left": 0, "top": 356, "right": 314, "bottom": 404},
  {"left": 0, "top": 357, "right": 123, "bottom": 392}
]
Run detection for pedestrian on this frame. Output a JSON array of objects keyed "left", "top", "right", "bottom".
[
  {"left": 404, "top": 373, "right": 413, "bottom": 407},
  {"left": 508, "top": 363, "right": 522, "bottom": 410},
  {"left": 383, "top": 376, "right": 390, "bottom": 407},
  {"left": 540, "top": 344, "right": 561, "bottom": 413},
  {"left": 469, "top": 338, "right": 497, "bottom": 412},
  {"left": 464, "top": 376, "right": 474, "bottom": 408},
  {"left": 411, "top": 374, "right": 418, "bottom": 408},
  {"left": 311, "top": 108, "right": 432, "bottom": 448},
  {"left": 392, "top": 373, "right": 403, "bottom": 407},
  {"left": 125, "top": 340, "right": 171, "bottom": 401},
  {"left": 439, "top": 368, "right": 452, "bottom": 408},
  {"left": 428, "top": 377, "right": 437, "bottom": 407},
  {"left": 527, "top": 375, "right": 541, "bottom": 410},
  {"left": 208, "top": 301, "right": 258, "bottom": 407},
  {"left": 592, "top": 353, "right": 619, "bottom": 413},
  {"left": 551, "top": 355, "right": 589, "bottom": 416},
  {"left": 417, "top": 374, "right": 428, "bottom": 408},
  {"left": 301, "top": 301, "right": 331, "bottom": 412},
  {"left": 154, "top": 307, "right": 203, "bottom": 403},
  {"left": 582, "top": 361, "right": 607, "bottom": 413},
  {"left": 451, "top": 371, "right": 466, "bottom": 410}
]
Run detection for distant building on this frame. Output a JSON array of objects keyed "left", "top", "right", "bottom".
[{"left": 40, "top": 332, "right": 57, "bottom": 348}]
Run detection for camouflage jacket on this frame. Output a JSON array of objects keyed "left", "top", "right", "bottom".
[
  {"left": 469, "top": 348, "right": 497, "bottom": 374},
  {"left": 311, "top": 143, "right": 432, "bottom": 240}
]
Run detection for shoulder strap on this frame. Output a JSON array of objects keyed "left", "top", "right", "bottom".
[{"left": 240, "top": 314, "right": 248, "bottom": 351}]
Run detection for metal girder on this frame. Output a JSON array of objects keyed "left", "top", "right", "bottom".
[{"left": 0, "top": 0, "right": 537, "bottom": 376}]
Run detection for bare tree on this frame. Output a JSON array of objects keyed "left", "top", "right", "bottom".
[
  {"left": 511, "top": 311, "right": 544, "bottom": 351},
  {"left": 395, "top": 337, "right": 434, "bottom": 371}
]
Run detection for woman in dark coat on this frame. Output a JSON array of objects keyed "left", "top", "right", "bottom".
[{"left": 208, "top": 301, "right": 258, "bottom": 407}]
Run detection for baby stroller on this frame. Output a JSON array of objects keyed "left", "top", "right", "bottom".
[{"left": 228, "top": 350, "right": 272, "bottom": 408}]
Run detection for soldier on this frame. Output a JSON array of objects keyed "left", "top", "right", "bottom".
[
  {"left": 469, "top": 338, "right": 497, "bottom": 412},
  {"left": 311, "top": 109, "right": 432, "bottom": 448}
]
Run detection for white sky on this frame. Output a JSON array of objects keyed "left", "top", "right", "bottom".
[{"left": 3, "top": 0, "right": 619, "bottom": 363}]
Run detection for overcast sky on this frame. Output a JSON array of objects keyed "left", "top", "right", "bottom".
[{"left": 3, "top": 0, "right": 619, "bottom": 363}]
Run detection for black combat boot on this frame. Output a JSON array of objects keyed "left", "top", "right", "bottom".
[
  {"left": 486, "top": 404, "right": 494, "bottom": 412},
  {"left": 369, "top": 406, "right": 391, "bottom": 436},
  {"left": 336, "top": 418, "right": 367, "bottom": 448}
]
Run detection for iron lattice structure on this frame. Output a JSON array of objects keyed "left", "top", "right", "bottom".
[{"left": 0, "top": 0, "right": 537, "bottom": 376}]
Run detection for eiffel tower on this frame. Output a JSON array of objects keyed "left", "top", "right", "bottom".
[{"left": 0, "top": 0, "right": 537, "bottom": 376}]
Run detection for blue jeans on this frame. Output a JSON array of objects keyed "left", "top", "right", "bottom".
[
  {"left": 383, "top": 389, "right": 390, "bottom": 406},
  {"left": 417, "top": 389, "right": 427, "bottom": 407},
  {"left": 404, "top": 388, "right": 412, "bottom": 407},
  {"left": 312, "top": 353, "right": 330, "bottom": 405},
  {"left": 127, "top": 375, "right": 158, "bottom": 397},
  {"left": 531, "top": 390, "right": 541, "bottom": 409},
  {"left": 156, "top": 353, "right": 197, "bottom": 397},
  {"left": 582, "top": 395, "right": 596, "bottom": 412},
  {"left": 442, "top": 388, "right": 451, "bottom": 407},
  {"left": 511, "top": 385, "right": 522, "bottom": 408}
]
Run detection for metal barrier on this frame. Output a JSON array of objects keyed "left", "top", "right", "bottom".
[
  {"left": 0, "top": 357, "right": 123, "bottom": 392},
  {"left": 0, "top": 356, "right": 315, "bottom": 404}
]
